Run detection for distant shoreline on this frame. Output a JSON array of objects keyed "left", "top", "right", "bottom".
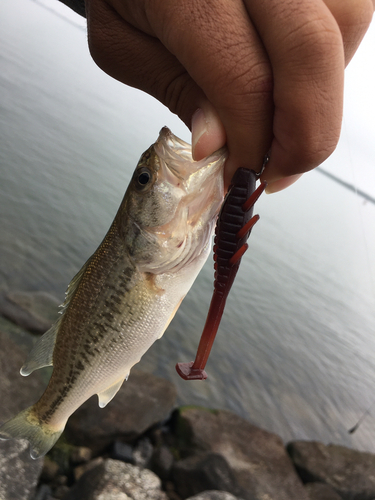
[{"left": 316, "top": 167, "right": 375, "bottom": 205}]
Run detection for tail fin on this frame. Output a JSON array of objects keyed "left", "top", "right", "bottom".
[{"left": 0, "top": 407, "right": 64, "bottom": 459}]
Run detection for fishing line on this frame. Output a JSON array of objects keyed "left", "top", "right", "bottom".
[
  {"left": 30, "top": 0, "right": 86, "bottom": 31},
  {"left": 342, "top": 117, "right": 375, "bottom": 434},
  {"left": 343, "top": 118, "right": 375, "bottom": 299},
  {"left": 348, "top": 399, "right": 375, "bottom": 434}
]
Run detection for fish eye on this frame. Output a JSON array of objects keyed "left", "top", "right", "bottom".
[{"left": 135, "top": 168, "right": 152, "bottom": 189}]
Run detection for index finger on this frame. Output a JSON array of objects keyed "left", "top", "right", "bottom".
[
  {"left": 141, "top": 0, "right": 275, "bottom": 184},
  {"left": 245, "top": 0, "right": 345, "bottom": 185}
]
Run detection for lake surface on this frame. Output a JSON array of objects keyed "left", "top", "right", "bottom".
[{"left": 1, "top": 0, "right": 375, "bottom": 452}]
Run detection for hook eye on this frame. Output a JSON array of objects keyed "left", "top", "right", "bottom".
[{"left": 255, "top": 151, "right": 270, "bottom": 178}]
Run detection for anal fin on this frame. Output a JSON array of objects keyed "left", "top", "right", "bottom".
[{"left": 97, "top": 376, "right": 128, "bottom": 408}]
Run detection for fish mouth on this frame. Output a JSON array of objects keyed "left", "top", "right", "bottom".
[
  {"left": 154, "top": 127, "right": 227, "bottom": 187},
  {"left": 154, "top": 127, "right": 227, "bottom": 222},
  {"left": 154, "top": 127, "right": 228, "bottom": 258},
  {"left": 136, "top": 128, "right": 227, "bottom": 274}
]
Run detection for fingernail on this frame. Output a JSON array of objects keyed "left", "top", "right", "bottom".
[
  {"left": 191, "top": 108, "right": 207, "bottom": 160},
  {"left": 191, "top": 103, "right": 226, "bottom": 161},
  {"left": 265, "top": 173, "right": 303, "bottom": 194}
]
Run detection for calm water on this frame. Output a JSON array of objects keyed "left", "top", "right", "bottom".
[{"left": 1, "top": 0, "right": 375, "bottom": 452}]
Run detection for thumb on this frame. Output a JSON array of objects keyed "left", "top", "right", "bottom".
[{"left": 191, "top": 103, "right": 227, "bottom": 161}]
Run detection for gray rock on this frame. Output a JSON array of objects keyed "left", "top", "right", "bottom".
[
  {"left": 40, "top": 456, "right": 60, "bottom": 482},
  {"left": 63, "top": 458, "right": 167, "bottom": 500},
  {"left": 175, "top": 407, "right": 308, "bottom": 500},
  {"left": 69, "top": 446, "right": 92, "bottom": 465},
  {"left": 33, "top": 484, "right": 53, "bottom": 500},
  {"left": 73, "top": 457, "right": 104, "bottom": 482},
  {"left": 288, "top": 441, "right": 375, "bottom": 500},
  {"left": 150, "top": 445, "right": 175, "bottom": 480},
  {"left": 0, "top": 440, "right": 44, "bottom": 500},
  {"left": 305, "top": 482, "right": 343, "bottom": 500},
  {"left": 54, "top": 484, "right": 70, "bottom": 499},
  {"left": 65, "top": 370, "right": 177, "bottom": 452},
  {"left": 0, "top": 315, "right": 36, "bottom": 353},
  {"left": 0, "top": 291, "right": 60, "bottom": 333},
  {"left": 173, "top": 452, "right": 245, "bottom": 499},
  {"left": 186, "top": 492, "right": 246, "bottom": 500},
  {"left": 111, "top": 441, "right": 134, "bottom": 463},
  {"left": 133, "top": 437, "right": 153, "bottom": 468},
  {"left": 0, "top": 330, "right": 45, "bottom": 500},
  {"left": 0, "top": 330, "right": 45, "bottom": 422}
]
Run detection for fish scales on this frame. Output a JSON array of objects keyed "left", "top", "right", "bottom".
[
  {"left": 0, "top": 127, "right": 227, "bottom": 458},
  {"left": 39, "top": 233, "right": 164, "bottom": 426}
]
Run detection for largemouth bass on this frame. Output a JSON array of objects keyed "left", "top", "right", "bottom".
[{"left": 0, "top": 127, "right": 227, "bottom": 459}]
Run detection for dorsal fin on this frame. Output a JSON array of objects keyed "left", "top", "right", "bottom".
[
  {"left": 20, "top": 259, "right": 91, "bottom": 377},
  {"left": 20, "top": 318, "right": 61, "bottom": 376},
  {"left": 59, "top": 258, "right": 91, "bottom": 315}
]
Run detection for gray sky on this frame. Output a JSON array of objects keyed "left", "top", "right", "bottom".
[{"left": 325, "top": 20, "right": 375, "bottom": 197}]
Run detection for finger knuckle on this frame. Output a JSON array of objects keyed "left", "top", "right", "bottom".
[
  {"left": 275, "top": 0, "right": 343, "bottom": 68},
  {"left": 212, "top": 56, "right": 273, "bottom": 115},
  {"left": 291, "top": 19, "right": 342, "bottom": 64},
  {"left": 334, "top": 0, "right": 374, "bottom": 31},
  {"left": 158, "top": 72, "right": 198, "bottom": 124},
  {"left": 299, "top": 126, "right": 340, "bottom": 170}
]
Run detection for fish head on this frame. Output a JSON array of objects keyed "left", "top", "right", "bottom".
[{"left": 120, "top": 127, "right": 227, "bottom": 273}]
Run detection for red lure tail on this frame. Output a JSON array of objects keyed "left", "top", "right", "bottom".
[{"left": 176, "top": 168, "right": 267, "bottom": 380}]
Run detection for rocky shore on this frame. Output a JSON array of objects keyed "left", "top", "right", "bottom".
[{"left": 1, "top": 291, "right": 375, "bottom": 500}]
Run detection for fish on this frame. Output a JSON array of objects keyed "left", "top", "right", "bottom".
[{"left": 0, "top": 127, "right": 227, "bottom": 459}]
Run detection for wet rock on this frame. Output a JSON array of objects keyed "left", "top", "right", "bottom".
[
  {"left": 164, "top": 480, "right": 181, "bottom": 500},
  {"left": 150, "top": 445, "right": 175, "bottom": 480},
  {"left": 0, "top": 315, "right": 36, "bottom": 353},
  {"left": 54, "top": 484, "right": 70, "bottom": 499},
  {"left": 70, "top": 446, "right": 92, "bottom": 465},
  {"left": 111, "top": 441, "right": 134, "bottom": 463},
  {"left": 33, "top": 484, "right": 53, "bottom": 500},
  {"left": 288, "top": 440, "right": 375, "bottom": 500},
  {"left": 305, "top": 482, "right": 342, "bottom": 500},
  {"left": 186, "top": 492, "right": 246, "bottom": 500},
  {"left": 0, "top": 440, "right": 44, "bottom": 500},
  {"left": 0, "top": 291, "right": 60, "bottom": 333},
  {"left": 40, "top": 456, "right": 60, "bottom": 482},
  {"left": 65, "top": 370, "right": 177, "bottom": 453},
  {"left": 47, "top": 440, "right": 75, "bottom": 476},
  {"left": 133, "top": 437, "right": 153, "bottom": 468},
  {"left": 172, "top": 452, "right": 245, "bottom": 499},
  {"left": 0, "top": 330, "right": 45, "bottom": 422},
  {"left": 64, "top": 458, "right": 167, "bottom": 500},
  {"left": 0, "top": 329, "right": 45, "bottom": 500},
  {"left": 175, "top": 407, "right": 308, "bottom": 500},
  {"left": 73, "top": 457, "right": 104, "bottom": 482}
]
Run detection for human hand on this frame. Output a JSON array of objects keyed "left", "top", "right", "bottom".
[{"left": 85, "top": 0, "right": 374, "bottom": 192}]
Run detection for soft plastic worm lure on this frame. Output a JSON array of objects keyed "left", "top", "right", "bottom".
[{"left": 176, "top": 168, "right": 267, "bottom": 380}]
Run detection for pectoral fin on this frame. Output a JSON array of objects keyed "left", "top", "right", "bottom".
[
  {"left": 97, "top": 376, "right": 128, "bottom": 408},
  {"left": 20, "top": 319, "right": 60, "bottom": 376}
]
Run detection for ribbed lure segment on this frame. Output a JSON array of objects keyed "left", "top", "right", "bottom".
[
  {"left": 214, "top": 168, "right": 257, "bottom": 293},
  {"left": 176, "top": 169, "right": 266, "bottom": 380}
]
